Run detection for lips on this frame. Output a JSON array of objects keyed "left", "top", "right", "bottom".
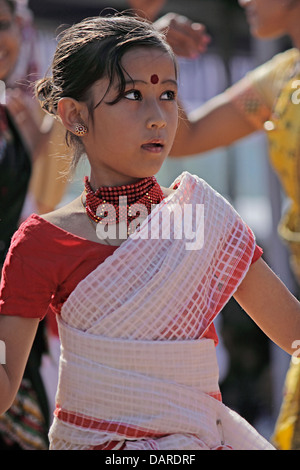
[{"left": 141, "top": 140, "right": 164, "bottom": 152}]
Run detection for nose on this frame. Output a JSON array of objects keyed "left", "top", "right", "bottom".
[
  {"left": 146, "top": 102, "right": 167, "bottom": 129},
  {"left": 238, "top": 0, "right": 251, "bottom": 6}
]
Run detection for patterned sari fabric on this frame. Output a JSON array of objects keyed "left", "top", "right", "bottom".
[
  {"left": 49, "top": 172, "right": 274, "bottom": 450},
  {"left": 228, "top": 49, "right": 300, "bottom": 283},
  {"left": 267, "top": 90, "right": 300, "bottom": 448},
  {"left": 266, "top": 74, "right": 300, "bottom": 284},
  {"left": 270, "top": 75, "right": 300, "bottom": 442}
]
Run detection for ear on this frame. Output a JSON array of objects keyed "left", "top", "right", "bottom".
[{"left": 57, "top": 97, "right": 88, "bottom": 134}]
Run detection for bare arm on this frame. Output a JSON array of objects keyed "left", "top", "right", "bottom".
[
  {"left": 234, "top": 258, "right": 300, "bottom": 355},
  {"left": 6, "top": 88, "right": 54, "bottom": 162},
  {"left": 0, "top": 315, "right": 39, "bottom": 415},
  {"left": 171, "top": 86, "right": 265, "bottom": 157}
]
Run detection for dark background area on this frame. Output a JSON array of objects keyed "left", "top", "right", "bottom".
[{"left": 28, "top": 0, "right": 252, "bottom": 55}]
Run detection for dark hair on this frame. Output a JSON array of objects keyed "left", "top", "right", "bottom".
[{"left": 36, "top": 14, "right": 177, "bottom": 168}]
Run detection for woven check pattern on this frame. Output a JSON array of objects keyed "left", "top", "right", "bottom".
[
  {"left": 49, "top": 173, "right": 273, "bottom": 450},
  {"left": 61, "top": 172, "right": 255, "bottom": 340}
]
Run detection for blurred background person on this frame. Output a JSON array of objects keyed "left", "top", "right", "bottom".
[
  {"left": 7, "top": 1, "right": 71, "bottom": 219},
  {"left": 0, "top": 0, "right": 48, "bottom": 450},
  {"left": 1, "top": 0, "right": 70, "bottom": 267},
  {"left": 0, "top": 0, "right": 70, "bottom": 449}
]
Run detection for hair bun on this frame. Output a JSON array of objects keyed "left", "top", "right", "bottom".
[{"left": 35, "top": 77, "right": 55, "bottom": 115}]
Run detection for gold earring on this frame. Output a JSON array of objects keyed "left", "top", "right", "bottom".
[{"left": 74, "top": 123, "right": 88, "bottom": 136}]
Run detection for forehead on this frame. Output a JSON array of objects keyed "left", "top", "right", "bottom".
[
  {"left": 121, "top": 46, "right": 176, "bottom": 80},
  {"left": 91, "top": 45, "right": 177, "bottom": 104}
]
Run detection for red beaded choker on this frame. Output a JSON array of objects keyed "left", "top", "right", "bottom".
[{"left": 83, "top": 176, "right": 164, "bottom": 229}]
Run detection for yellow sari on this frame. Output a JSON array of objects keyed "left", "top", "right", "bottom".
[
  {"left": 265, "top": 72, "right": 300, "bottom": 451},
  {"left": 229, "top": 48, "right": 300, "bottom": 450}
]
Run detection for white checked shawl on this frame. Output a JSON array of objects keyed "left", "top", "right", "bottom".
[{"left": 49, "top": 172, "right": 274, "bottom": 450}]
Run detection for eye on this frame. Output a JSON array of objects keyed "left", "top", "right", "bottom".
[
  {"left": 161, "top": 90, "right": 176, "bottom": 101},
  {"left": 124, "top": 89, "right": 142, "bottom": 101},
  {"left": 0, "top": 20, "right": 12, "bottom": 31}
]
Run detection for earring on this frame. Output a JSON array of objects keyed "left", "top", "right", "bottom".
[{"left": 74, "top": 123, "right": 88, "bottom": 136}]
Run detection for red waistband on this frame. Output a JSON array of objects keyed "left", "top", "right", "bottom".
[{"left": 54, "top": 390, "right": 222, "bottom": 440}]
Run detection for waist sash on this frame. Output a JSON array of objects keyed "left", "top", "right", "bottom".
[{"left": 50, "top": 319, "right": 273, "bottom": 450}]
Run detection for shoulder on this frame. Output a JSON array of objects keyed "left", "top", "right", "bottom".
[
  {"left": 250, "top": 48, "right": 299, "bottom": 79},
  {"left": 170, "top": 172, "right": 231, "bottom": 217},
  {"left": 8, "top": 201, "right": 82, "bottom": 257},
  {"left": 40, "top": 196, "right": 81, "bottom": 228},
  {"left": 247, "top": 48, "right": 299, "bottom": 91},
  {"left": 226, "top": 48, "right": 298, "bottom": 112},
  {"left": 41, "top": 198, "right": 80, "bottom": 223},
  {"left": 161, "top": 186, "right": 176, "bottom": 198},
  {"left": 10, "top": 213, "right": 53, "bottom": 249},
  {"left": 2, "top": 214, "right": 66, "bottom": 277},
  {"left": 269, "top": 48, "right": 300, "bottom": 68}
]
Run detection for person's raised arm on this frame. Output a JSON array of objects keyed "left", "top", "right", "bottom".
[
  {"left": 0, "top": 315, "right": 39, "bottom": 415},
  {"left": 171, "top": 84, "right": 262, "bottom": 157},
  {"left": 234, "top": 257, "right": 300, "bottom": 356},
  {"left": 6, "top": 88, "right": 54, "bottom": 162}
]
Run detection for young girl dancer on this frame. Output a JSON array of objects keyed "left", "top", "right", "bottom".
[{"left": 0, "top": 14, "right": 300, "bottom": 450}]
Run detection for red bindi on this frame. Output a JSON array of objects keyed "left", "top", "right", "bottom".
[{"left": 150, "top": 74, "right": 159, "bottom": 84}]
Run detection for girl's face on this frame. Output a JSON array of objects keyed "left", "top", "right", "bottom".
[
  {"left": 84, "top": 46, "right": 178, "bottom": 188},
  {"left": 238, "top": 0, "right": 291, "bottom": 39},
  {"left": 0, "top": 0, "right": 21, "bottom": 82}
]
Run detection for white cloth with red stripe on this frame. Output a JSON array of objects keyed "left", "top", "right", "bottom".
[{"left": 49, "top": 172, "right": 274, "bottom": 450}]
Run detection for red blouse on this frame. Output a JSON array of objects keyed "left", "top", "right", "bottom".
[{"left": 0, "top": 214, "right": 262, "bottom": 343}]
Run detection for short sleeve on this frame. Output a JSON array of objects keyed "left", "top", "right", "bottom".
[
  {"left": 251, "top": 244, "right": 263, "bottom": 264},
  {"left": 245, "top": 49, "right": 300, "bottom": 108},
  {"left": 225, "top": 49, "right": 300, "bottom": 130},
  {"left": 0, "top": 220, "right": 58, "bottom": 320}
]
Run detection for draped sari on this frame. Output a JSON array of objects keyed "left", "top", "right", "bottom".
[{"left": 49, "top": 172, "right": 274, "bottom": 450}]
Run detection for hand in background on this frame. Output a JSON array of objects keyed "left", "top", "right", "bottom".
[
  {"left": 126, "top": 0, "right": 167, "bottom": 23},
  {"left": 154, "top": 13, "right": 211, "bottom": 58},
  {"left": 6, "top": 87, "right": 53, "bottom": 161}
]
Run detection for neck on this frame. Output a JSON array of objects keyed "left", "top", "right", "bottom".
[
  {"left": 286, "top": 7, "right": 300, "bottom": 50},
  {"left": 89, "top": 170, "right": 143, "bottom": 192},
  {"left": 83, "top": 175, "right": 164, "bottom": 232}
]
